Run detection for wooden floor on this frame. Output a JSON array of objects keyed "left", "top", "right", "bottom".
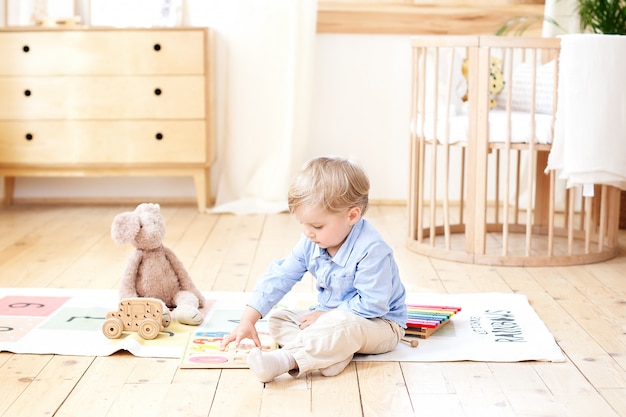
[{"left": 1, "top": 204, "right": 625, "bottom": 417}]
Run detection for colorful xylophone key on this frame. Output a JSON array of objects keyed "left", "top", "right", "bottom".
[
  {"left": 404, "top": 304, "right": 462, "bottom": 338},
  {"left": 405, "top": 304, "right": 462, "bottom": 330}
]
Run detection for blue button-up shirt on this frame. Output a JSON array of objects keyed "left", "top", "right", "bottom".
[{"left": 248, "top": 218, "right": 407, "bottom": 328}]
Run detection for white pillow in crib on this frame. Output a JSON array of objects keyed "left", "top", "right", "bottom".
[{"left": 496, "top": 60, "right": 556, "bottom": 115}]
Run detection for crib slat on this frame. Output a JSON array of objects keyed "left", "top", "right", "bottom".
[
  {"left": 501, "top": 47, "right": 514, "bottom": 256},
  {"left": 467, "top": 45, "right": 489, "bottom": 255},
  {"left": 514, "top": 151, "right": 521, "bottom": 225},
  {"left": 547, "top": 169, "right": 556, "bottom": 256},
  {"left": 459, "top": 147, "right": 465, "bottom": 225},
  {"left": 524, "top": 48, "right": 539, "bottom": 257},
  {"left": 494, "top": 150, "right": 500, "bottom": 225},
  {"left": 598, "top": 186, "right": 607, "bottom": 252},
  {"left": 408, "top": 46, "right": 421, "bottom": 241},
  {"left": 429, "top": 48, "right": 439, "bottom": 246},
  {"left": 584, "top": 197, "right": 592, "bottom": 253},
  {"left": 442, "top": 47, "right": 457, "bottom": 250},
  {"left": 567, "top": 189, "right": 575, "bottom": 255},
  {"left": 416, "top": 47, "right": 428, "bottom": 243}
]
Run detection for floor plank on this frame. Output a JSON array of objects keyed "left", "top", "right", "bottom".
[
  {"left": 0, "top": 354, "right": 55, "bottom": 416},
  {"left": 3, "top": 355, "right": 94, "bottom": 417},
  {"left": 442, "top": 362, "right": 516, "bottom": 417},
  {"left": 310, "top": 364, "right": 363, "bottom": 417},
  {"left": 0, "top": 204, "right": 624, "bottom": 417},
  {"left": 54, "top": 353, "right": 138, "bottom": 417},
  {"left": 260, "top": 373, "right": 313, "bottom": 417},
  {"left": 209, "top": 369, "right": 264, "bottom": 417},
  {"left": 356, "top": 362, "right": 414, "bottom": 417}
]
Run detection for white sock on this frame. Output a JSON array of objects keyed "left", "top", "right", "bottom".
[{"left": 247, "top": 348, "right": 296, "bottom": 383}]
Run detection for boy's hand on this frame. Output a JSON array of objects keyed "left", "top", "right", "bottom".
[
  {"left": 219, "top": 306, "right": 262, "bottom": 350},
  {"left": 219, "top": 321, "right": 261, "bottom": 350},
  {"left": 298, "top": 310, "right": 327, "bottom": 330}
]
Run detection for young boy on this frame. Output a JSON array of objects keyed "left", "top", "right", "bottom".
[{"left": 220, "top": 156, "right": 407, "bottom": 382}]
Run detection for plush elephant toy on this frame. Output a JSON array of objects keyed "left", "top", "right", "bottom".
[{"left": 111, "top": 203, "right": 205, "bottom": 325}]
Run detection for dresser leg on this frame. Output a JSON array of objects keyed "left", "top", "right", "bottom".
[{"left": 193, "top": 171, "right": 210, "bottom": 212}]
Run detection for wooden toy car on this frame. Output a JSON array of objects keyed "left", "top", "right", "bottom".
[{"left": 102, "top": 298, "right": 171, "bottom": 340}]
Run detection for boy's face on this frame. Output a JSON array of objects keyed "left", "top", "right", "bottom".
[{"left": 294, "top": 205, "right": 361, "bottom": 257}]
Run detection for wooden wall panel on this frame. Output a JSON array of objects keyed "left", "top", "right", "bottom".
[{"left": 317, "top": 3, "right": 545, "bottom": 35}]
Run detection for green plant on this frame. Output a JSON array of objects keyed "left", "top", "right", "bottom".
[
  {"left": 496, "top": 0, "right": 626, "bottom": 36},
  {"left": 577, "top": 0, "right": 626, "bottom": 34}
]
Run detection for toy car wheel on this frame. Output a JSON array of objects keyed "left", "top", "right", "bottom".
[
  {"left": 161, "top": 310, "right": 172, "bottom": 328},
  {"left": 102, "top": 317, "right": 124, "bottom": 339},
  {"left": 138, "top": 318, "right": 161, "bottom": 340}
]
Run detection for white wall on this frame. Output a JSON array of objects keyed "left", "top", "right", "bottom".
[
  {"left": 308, "top": 34, "right": 412, "bottom": 202},
  {"left": 5, "top": 32, "right": 414, "bottom": 203}
]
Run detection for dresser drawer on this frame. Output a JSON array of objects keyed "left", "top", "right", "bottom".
[
  {"left": 0, "top": 121, "right": 207, "bottom": 164},
  {"left": 0, "top": 29, "right": 206, "bottom": 76},
  {"left": 0, "top": 76, "right": 205, "bottom": 120}
]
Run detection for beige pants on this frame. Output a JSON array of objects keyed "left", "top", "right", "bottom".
[{"left": 268, "top": 308, "right": 404, "bottom": 377}]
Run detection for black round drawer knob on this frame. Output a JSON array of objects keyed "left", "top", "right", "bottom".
[
  {"left": 154, "top": 88, "right": 162, "bottom": 96},
  {"left": 153, "top": 43, "right": 161, "bottom": 51},
  {"left": 23, "top": 45, "right": 30, "bottom": 53},
  {"left": 25, "top": 133, "right": 33, "bottom": 140},
  {"left": 24, "top": 89, "right": 31, "bottom": 96},
  {"left": 155, "top": 133, "right": 163, "bottom": 140}
]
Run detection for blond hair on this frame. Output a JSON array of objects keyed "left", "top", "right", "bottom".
[{"left": 288, "top": 157, "right": 369, "bottom": 215}]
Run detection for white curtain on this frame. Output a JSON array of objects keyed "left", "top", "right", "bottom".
[{"left": 184, "top": 0, "right": 317, "bottom": 214}]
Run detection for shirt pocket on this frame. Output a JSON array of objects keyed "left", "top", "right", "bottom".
[{"left": 327, "top": 273, "right": 357, "bottom": 302}]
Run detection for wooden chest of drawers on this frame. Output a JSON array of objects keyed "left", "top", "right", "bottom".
[{"left": 0, "top": 28, "right": 215, "bottom": 210}]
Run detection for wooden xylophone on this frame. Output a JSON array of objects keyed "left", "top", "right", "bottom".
[{"left": 405, "top": 304, "right": 462, "bottom": 339}]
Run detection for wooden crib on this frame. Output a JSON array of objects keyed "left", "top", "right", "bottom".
[{"left": 407, "top": 36, "right": 621, "bottom": 266}]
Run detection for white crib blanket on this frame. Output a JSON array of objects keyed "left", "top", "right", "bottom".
[{"left": 547, "top": 34, "right": 626, "bottom": 190}]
